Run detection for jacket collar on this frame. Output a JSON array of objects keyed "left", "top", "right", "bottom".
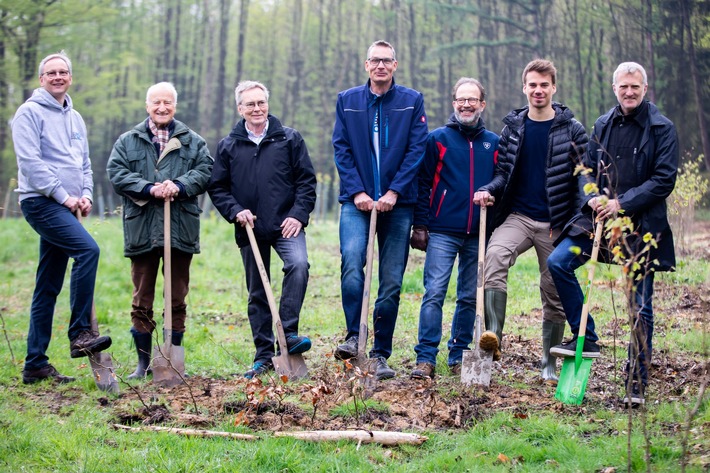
[{"left": 230, "top": 114, "right": 285, "bottom": 141}]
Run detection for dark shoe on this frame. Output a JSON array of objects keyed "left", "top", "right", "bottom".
[
  {"left": 449, "top": 363, "right": 461, "bottom": 376},
  {"left": 127, "top": 330, "right": 152, "bottom": 380},
  {"left": 410, "top": 362, "right": 435, "bottom": 379},
  {"left": 550, "top": 337, "right": 600, "bottom": 358},
  {"left": 286, "top": 335, "right": 311, "bottom": 354},
  {"left": 375, "top": 357, "right": 395, "bottom": 380},
  {"left": 22, "top": 364, "right": 75, "bottom": 384},
  {"left": 244, "top": 360, "right": 274, "bottom": 379},
  {"left": 623, "top": 382, "right": 645, "bottom": 407},
  {"left": 334, "top": 336, "right": 358, "bottom": 360},
  {"left": 70, "top": 330, "right": 112, "bottom": 358}
]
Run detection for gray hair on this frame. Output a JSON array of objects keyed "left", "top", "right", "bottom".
[
  {"left": 38, "top": 50, "right": 72, "bottom": 77},
  {"left": 146, "top": 82, "right": 178, "bottom": 104},
  {"left": 452, "top": 77, "right": 486, "bottom": 101},
  {"left": 234, "top": 80, "right": 270, "bottom": 106},
  {"left": 366, "top": 40, "right": 396, "bottom": 61},
  {"left": 613, "top": 62, "right": 648, "bottom": 85}
]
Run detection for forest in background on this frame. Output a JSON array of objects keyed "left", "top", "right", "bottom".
[{"left": 0, "top": 0, "right": 708, "bottom": 217}]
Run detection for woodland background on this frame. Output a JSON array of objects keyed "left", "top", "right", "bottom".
[{"left": 0, "top": 0, "right": 708, "bottom": 217}]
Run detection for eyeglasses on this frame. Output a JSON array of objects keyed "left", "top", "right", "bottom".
[
  {"left": 368, "top": 57, "right": 395, "bottom": 66},
  {"left": 455, "top": 97, "right": 481, "bottom": 106},
  {"left": 241, "top": 100, "right": 267, "bottom": 111},
  {"left": 42, "top": 70, "right": 71, "bottom": 78}
]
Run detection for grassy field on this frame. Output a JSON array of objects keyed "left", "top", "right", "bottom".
[{"left": 0, "top": 212, "right": 708, "bottom": 472}]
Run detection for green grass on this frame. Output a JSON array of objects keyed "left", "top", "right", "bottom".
[{"left": 0, "top": 214, "right": 708, "bottom": 472}]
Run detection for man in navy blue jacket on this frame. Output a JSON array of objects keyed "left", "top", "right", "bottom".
[
  {"left": 409, "top": 78, "right": 499, "bottom": 379},
  {"left": 332, "top": 40, "right": 428, "bottom": 380}
]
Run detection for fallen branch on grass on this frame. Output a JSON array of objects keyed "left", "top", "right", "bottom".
[
  {"left": 112, "top": 424, "right": 258, "bottom": 441},
  {"left": 274, "top": 430, "right": 428, "bottom": 446}
]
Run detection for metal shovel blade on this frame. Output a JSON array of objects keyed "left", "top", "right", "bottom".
[
  {"left": 555, "top": 357, "right": 593, "bottom": 405},
  {"left": 89, "top": 352, "right": 119, "bottom": 393},
  {"left": 152, "top": 342, "right": 185, "bottom": 388},
  {"left": 461, "top": 348, "right": 493, "bottom": 387},
  {"left": 272, "top": 352, "right": 309, "bottom": 381}
]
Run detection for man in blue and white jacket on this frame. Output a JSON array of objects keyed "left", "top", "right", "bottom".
[
  {"left": 332, "top": 40, "right": 428, "bottom": 380},
  {"left": 409, "top": 78, "right": 499, "bottom": 379}
]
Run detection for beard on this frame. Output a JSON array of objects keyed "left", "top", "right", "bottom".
[{"left": 455, "top": 108, "right": 482, "bottom": 126}]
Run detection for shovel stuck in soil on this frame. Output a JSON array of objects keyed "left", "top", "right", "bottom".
[
  {"left": 245, "top": 224, "right": 308, "bottom": 381},
  {"left": 347, "top": 207, "right": 378, "bottom": 395},
  {"left": 76, "top": 211, "right": 120, "bottom": 393},
  {"left": 555, "top": 219, "right": 604, "bottom": 405},
  {"left": 152, "top": 200, "right": 186, "bottom": 387},
  {"left": 461, "top": 205, "right": 496, "bottom": 387}
]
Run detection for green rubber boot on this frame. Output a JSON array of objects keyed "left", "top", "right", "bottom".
[{"left": 484, "top": 289, "right": 507, "bottom": 360}]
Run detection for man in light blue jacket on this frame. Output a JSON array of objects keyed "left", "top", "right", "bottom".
[{"left": 12, "top": 51, "right": 112, "bottom": 385}]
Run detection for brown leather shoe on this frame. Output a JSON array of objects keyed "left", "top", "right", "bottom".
[
  {"left": 410, "top": 362, "right": 435, "bottom": 379},
  {"left": 70, "top": 330, "right": 112, "bottom": 358},
  {"left": 22, "top": 364, "right": 75, "bottom": 384}
]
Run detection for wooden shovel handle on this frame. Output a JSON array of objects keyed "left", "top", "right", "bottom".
[
  {"left": 164, "top": 200, "right": 172, "bottom": 345},
  {"left": 358, "top": 207, "right": 377, "bottom": 358},
  {"left": 75, "top": 210, "right": 100, "bottom": 333},
  {"left": 474, "top": 205, "right": 487, "bottom": 342},
  {"left": 244, "top": 224, "right": 289, "bottom": 354},
  {"left": 578, "top": 220, "right": 605, "bottom": 338}
]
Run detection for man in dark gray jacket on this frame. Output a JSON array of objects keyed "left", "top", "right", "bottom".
[
  {"left": 475, "top": 59, "right": 588, "bottom": 382},
  {"left": 549, "top": 62, "right": 678, "bottom": 407},
  {"left": 107, "top": 82, "right": 213, "bottom": 379}
]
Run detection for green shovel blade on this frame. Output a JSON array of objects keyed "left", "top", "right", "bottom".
[{"left": 555, "top": 356, "right": 594, "bottom": 405}]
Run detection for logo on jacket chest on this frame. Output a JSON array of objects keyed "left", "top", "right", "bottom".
[
  {"left": 71, "top": 132, "right": 83, "bottom": 141},
  {"left": 483, "top": 142, "right": 492, "bottom": 150}
]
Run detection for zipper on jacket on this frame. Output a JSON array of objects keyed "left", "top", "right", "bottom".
[
  {"left": 435, "top": 189, "right": 447, "bottom": 217},
  {"left": 467, "top": 140, "right": 474, "bottom": 234}
]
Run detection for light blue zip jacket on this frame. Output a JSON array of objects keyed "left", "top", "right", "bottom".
[{"left": 12, "top": 88, "right": 92, "bottom": 204}]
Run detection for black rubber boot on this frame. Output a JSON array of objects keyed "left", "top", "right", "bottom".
[
  {"left": 171, "top": 331, "right": 184, "bottom": 347},
  {"left": 541, "top": 321, "right": 565, "bottom": 382},
  {"left": 127, "top": 329, "right": 152, "bottom": 380}
]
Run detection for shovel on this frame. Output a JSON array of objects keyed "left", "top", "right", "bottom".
[
  {"left": 461, "top": 205, "right": 494, "bottom": 387},
  {"left": 152, "top": 199, "right": 186, "bottom": 387},
  {"left": 555, "top": 219, "right": 604, "bottom": 405},
  {"left": 245, "top": 224, "right": 308, "bottom": 380},
  {"left": 76, "top": 211, "right": 120, "bottom": 393},
  {"left": 350, "top": 206, "right": 379, "bottom": 393}
]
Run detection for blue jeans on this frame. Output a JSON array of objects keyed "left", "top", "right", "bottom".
[
  {"left": 21, "top": 197, "right": 100, "bottom": 370},
  {"left": 414, "top": 232, "right": 478, "bottom": 366},
  {"left": 339, "top": 202, "right": 413, "bottom": 359},
  {"left": 240, "top": 232, "right": 309, "bottom": 363},
  {"left": 547, "top": 234, "right": 655, "bottom": 384}
]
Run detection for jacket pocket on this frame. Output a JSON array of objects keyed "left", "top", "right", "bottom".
[
  {"left": 177, "top": 200, "right": 202, "bottom": 249},
  {"left": 124, "top": 203, "right": 150, "bottom": 252}
]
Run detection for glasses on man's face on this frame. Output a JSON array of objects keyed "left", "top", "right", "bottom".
[
  {"left": 42, "top": 70, "right": 71, "bottom": 78},
  {"left": 368, "top": 57, "right": 394, "bottom": 67},
  {"left": 241, "top": 100, "right": 267, "bottom": 111},
  {"left": 455, "top": 97, "right": 481, "bottom": 106}
]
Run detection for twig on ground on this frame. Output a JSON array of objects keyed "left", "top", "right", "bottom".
[
  {"left": 112, "top": 423, "right": 258, "bottom": 441},
  {"left": 0, "top": 309, "right": 15, "bottom": 364},
  {"left": 274, "top": 430, "right": 428, "bottom": 446}
]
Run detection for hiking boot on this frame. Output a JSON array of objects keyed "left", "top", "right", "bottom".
[
  {"left": 623, "top": 382, "right": 645, "bottom": 407},
  {"left": 286, "top": 335, "right": 312, "bottom": 355},
  {"left": 70, "top": 330, "right": 112, "bottom": 359},
  {"left": 374, "top": 357, "right": 395, "bottom": 380},
  {"left": 410, "top": 362, "right": 435, "bottom": 379},
  {"left": 244, "top": 360, "right": 274, "bottom": 379},
  {"left": 550, "top": 337, "right": 600, "bottom": 358},
  {"left": 449, "top": 363, "right": 461, "bottom": 376},
  {"left": 334, "top": 336, "right": 358, "bottom": 360},
  {"left": 22, "top": 364, "right": 75, "bottom": 385}
]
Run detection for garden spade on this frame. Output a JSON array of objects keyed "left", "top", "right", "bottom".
[
  {"left": 152, "top": 200, "right": 185, "bottom": 387},
  {"left": 461, "top": 205, "right": 495, "bottom": 387},
  {"left": 350, "top": 207, "right": 379, "bottom": 394},
  {"left": 555, "top": 219, "right": 604, "bottom": 405},
  {"left": 76, "top": 211, "right": 119, "bottom": 393},
  {"left": 245, "top": 224, "right": 308, "bottom": 381}
]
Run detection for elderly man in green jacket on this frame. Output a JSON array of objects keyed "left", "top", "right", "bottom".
[{"left": 107, "top": 82, "right": 213, "bottom": 379}]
